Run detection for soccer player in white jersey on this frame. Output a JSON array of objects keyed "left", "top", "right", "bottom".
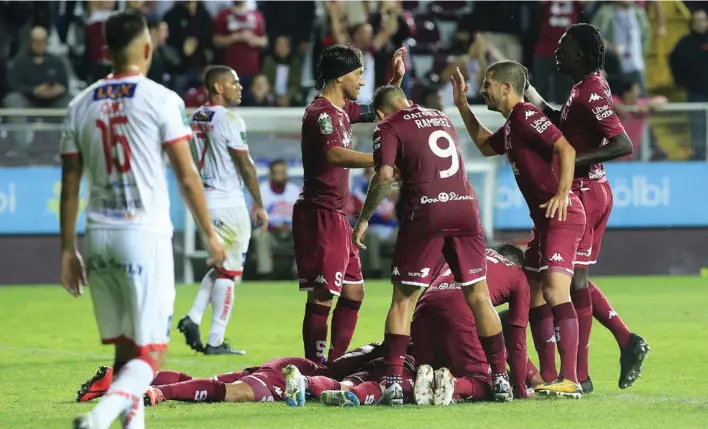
[
  {"left": 177, "top": 65, "right": 269, "bottom": 355},
  {"left": 59, "top": 9, "right": 226, "bottom": 429}
]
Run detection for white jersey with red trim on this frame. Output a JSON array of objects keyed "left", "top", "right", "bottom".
[
  {"left": 59, "top": 74, "right": 191, "bottom": 236},
  {"left": 190, "top": 104, "right": 249, "bottom": 209}
]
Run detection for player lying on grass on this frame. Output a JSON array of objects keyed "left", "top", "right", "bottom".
[{"left": 75, "top": 343, "right": 408, "bottom": 406}]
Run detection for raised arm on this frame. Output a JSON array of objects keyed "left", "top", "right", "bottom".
[{"left": 451, "top": 67, "right": 500, "bottom": 157}]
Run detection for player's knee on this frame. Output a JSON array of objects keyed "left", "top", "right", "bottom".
[
  {"left": 341, "top": 283, "right": 365, "bottom": 301},
  {"left": 307, "top": 288, "right": 334, "bottom": 305},
  {"left": 570, "top": 268, "right": 588, "bottom": 291},
  {"left": 462, "top": 282, "right": 491, "bottom": 306}
]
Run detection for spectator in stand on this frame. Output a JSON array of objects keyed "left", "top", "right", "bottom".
[
  {"left": 369, "top": 0, "right": 415, "bottom": 96},
  {"left": 350, "top": 166, "right": 399, "bottom": 278},
  {"left": 213, "top": 1, "right": 268, "bottom": 91},
  {"left": 464, "top": 2, "right": 524, "bottom": 63},
  {"left": 84, "top": 0, "right": 115, "bottom": 83},
  {"left": 670, "top": 9, "right": 708, "bottom": 160},
  {"left": 420, "top": 86, "right": 443, "bottom": 111},
  {"left": 532, "top": 1, "right": 583, "bottom": 104},
  {"left": 163, "top": 1, "right": 214, "bottom": 95},
  {"left": 252, "top": 160, "right": 301, "bottom": 279},
  {"left": 242, "top": 74, "right": 274, "bottom": 107},
  {"left": 592, "top": 1, "right": 650, "bottom": 94},
  {"left": 259, "top": 0, "right": 315, "bottom": 59},
  {"left": 350, "top": 16, "right": 402, "bottom": 104},
  {"left": 610, "top": 75, "right": 667, "bottom": 160},
  {"left": 147, "top": 18, "right": 180, "bottom": 88},
  {"left": 183, "top": 66, "right": 209, "bottom": 108},
  {"left": 262, "top": 36, "right": 303, "bottom": 107},
  {"left": 4, "top": 26, "right": 71, "bottom": 153}
]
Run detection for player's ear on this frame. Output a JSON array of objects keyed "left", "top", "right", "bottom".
[
  {"left": 376, "top": 109, "right": 384, "bottom": 122},
  {"left": 143, "top": 43, "right": 150, "bottom": 60},
  {"left": 406, "top": 99, "right": 413, "bottom": 107}
]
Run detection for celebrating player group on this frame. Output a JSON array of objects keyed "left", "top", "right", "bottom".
[{"left": 60, "top": 8, "right": 650, "bottom": 427}]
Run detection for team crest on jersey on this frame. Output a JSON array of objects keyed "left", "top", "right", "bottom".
[
  {"left": 240, "top": 131, "right": 248, "bottom": 144},
  {"left": 318, "top": 112, "right": 334, "bottom": 135}
]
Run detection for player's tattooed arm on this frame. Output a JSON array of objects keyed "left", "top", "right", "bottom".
[
  {"left": 59, "top": 154, "right": 83, "bottom": 252},
  {"left": 359, "top": 165, "right": 395, "bottom": 222},
  {"left": 575, "top": 131, "right": 633, "bottom": 166}
]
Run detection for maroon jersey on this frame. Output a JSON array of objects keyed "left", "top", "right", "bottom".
[
  {"left": 213, "top": 8, "right": 266, "bottom": 77},
  {"left": 324, "top": 342, "right": 383, "bottom": 380},
  {"left": 534, "top": 1, "right": 582, "bottom": 57},
  {"left": 299, "top": 96, "right": 363, "bottom": 213},
  {"left": 487, "top": 102, "right": 574, "bottom": 224},
  {"left": 375, "top": 105, "right": 481, "bottom": 239},
  {"left": 560, "top": 73, "right": 626, "bottom": 180}
]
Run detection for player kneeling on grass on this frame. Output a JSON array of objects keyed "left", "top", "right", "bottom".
[
  {"left": 353, "top": 84, "right": 512, "bottom": 406},
  {"left": 452, "top": 62, "right": 584, "bottom": 399}
]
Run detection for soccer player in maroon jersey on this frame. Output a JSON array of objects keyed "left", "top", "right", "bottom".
[
  {"left": 411, "top": 245, "right": 532, "bottom": 405},
  {"left": 452, "top": 61, "right": 584, "bottom": 398},
  {"left": 352, "top": 86, "right": 512, "bottom": 405},
  {"left": 525, "top": 23, "right": 650, "bottom": 391},
  {"left": 295, "top": 45, "right": 406, "bottom": 364}
]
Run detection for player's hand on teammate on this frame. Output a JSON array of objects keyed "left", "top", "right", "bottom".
[
  {"left": 352, "top": 221, "right": 369, "bottom": 250},
  {"left": 205, "top": 232, "right": 228, "bottom": 267},
  {"left": 61, "top": 250, "right": 86, "bottom": 297},
  {"left": 540, "top": 193, "right": 570, "bottom": 221},
  {"left": 391, "top": 47, "right": 407, "bottom": 83},
  {"left": 451, "top": 67, "right": 470, "bottom": 107},
  {"left": 254, "top": 207, "right": 270, "bottom": 234}
]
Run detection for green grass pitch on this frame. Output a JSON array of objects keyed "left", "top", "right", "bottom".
[{"left": 0, "top": 277, "right": 706, "bottom": 428}]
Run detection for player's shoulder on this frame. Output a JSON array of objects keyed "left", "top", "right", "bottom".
[
  {"left": 140, "top": 77, "right": 184, "bottom": 104},
  {"left": 577, "top": 73, "right": 612, "bottom": 103},
  {"left": 511, "top": 102, "right": 546, "bottom": 124},
  {"left": 305, "top": 96, "right": 337, "bottom": 117}
]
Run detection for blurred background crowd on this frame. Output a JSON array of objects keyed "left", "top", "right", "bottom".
[{"left": 1, "top": 0, "right": 707, "bottom": 280}]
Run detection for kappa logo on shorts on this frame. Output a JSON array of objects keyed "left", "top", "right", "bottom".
[
  {"left": 315, "top": 275, "right": 328, "bottom": 284},
  {"left": 391, "top": 267, "right": 401, "bottom": 276},
  {"left": 550, "top": 253, "right": 564, "bottom": 262}
]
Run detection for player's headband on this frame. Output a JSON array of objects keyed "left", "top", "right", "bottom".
[{"left": 315, "top": 56, "right": 363, "bottom": 90}]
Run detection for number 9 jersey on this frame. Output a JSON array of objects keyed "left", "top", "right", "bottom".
[
  {"left": 59, "top": 74, "right": 192, "bottom": 236},
  {"left": 374, "top": 105, "right": 483, "bottom": 239}
]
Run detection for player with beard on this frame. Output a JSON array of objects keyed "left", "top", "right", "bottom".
[
  {"left": 295, "top": 45, "right": 406, "bottom": 364},
  {"left": 453, "top": 61, "right": 584, "bottom": 398},
  {"left": 352, "top": 85, "right": 512, "bottom": 405},
  {"left": 411, "top": 246, "right": 532, "bottom": 405},
  {"left": 525, "top": 23, "right": 649, "bottom": 391}
]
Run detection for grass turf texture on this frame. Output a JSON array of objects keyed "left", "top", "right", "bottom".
[{"left": 0, "top": 277, "right": 706, "bottom": 428}]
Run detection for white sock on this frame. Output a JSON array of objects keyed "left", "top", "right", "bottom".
[
  {"left": 207, "top": 277, "right": 239, "bottom": 347},
  {"left": 188, "top": 269, "right": 216, "bottom": 325},
  {"left": 120, "top": 397, "right": 145, "bottom": 429},
  {"left": 89, "top": 359, "right": 154, "bottom": 429}
]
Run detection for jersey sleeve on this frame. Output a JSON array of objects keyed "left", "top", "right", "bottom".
[
  {"left": 160, "top": 91, "right": 192, "bottom": 145},
  {"left": 486, "top": 126, "right": 506, "bottom": 155},
  {"left": 59, "top": 103, "right": 79, "bottom": 155},
  {"left": 345, "top": 100, "right": 363, "bottom": 124},
  {"left": 508, "top": 271, "right": 531, "bottom": 328},
  {"left": 520, "top": 109, "right": 563, "bottom": 150},
  {"left": 373, "top": 122, "right": 398, "bottom": 169},
  {"left": 225, "top": 113, "right": 249, "bottom": 153},
  {"left": 579, "top": 86, "right": 625, "bottom": 140},
  {"left": 312, "top": 107, "right": 344, "bottom": 150}
]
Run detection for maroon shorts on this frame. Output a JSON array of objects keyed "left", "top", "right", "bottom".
[
  {"left": 574, "top": 178, "right": 613, "bottom": 266},
  {"left": 392, "top": 230, "right": 487, "bottom": 287},
  {"left": 240, "top": 357, "right": 323, "bottom": 402},
  {"left": 411, "top": 310, "right": 491, "bottom": 380},
  {"left": 524, "top": 195, "right": 586, "bottom": 278},
  {"left": 292, "top": 202, "right": 363, "bottom": 295}
]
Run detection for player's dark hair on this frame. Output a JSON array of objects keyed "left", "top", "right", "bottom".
[
  {"left": 269, "top": 158, "right": 287, "bottom": 170},
  {"left": 316, "top": 44, "right": 364, "bottom": 90},
  {"left": 494, "top": 243, "right": 525, "bottom": 266},
  {"left": 204, "top": 66, "right": 234, "bottom": 95},
  {"left": 146, "top": 16, "right": 162, "bottom": 31},
  {"left": 486, "top": 61, "right": 528, "bottom": 96},
  {"left": 372, "top": 85, "right": 406, "bottom": 113},
  {"left": 566, "top": 23, "right": 606, "bottom": 73},
  {"left": 104, "top": 8, "right": 147, "bottom": 56}
]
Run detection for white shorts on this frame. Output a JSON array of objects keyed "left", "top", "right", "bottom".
[
  {"left": 85, "top": 229, "right": 175, "bottom": 354},
  {"left": 209, "top": 206, "right": 251, "bottom": 277}
]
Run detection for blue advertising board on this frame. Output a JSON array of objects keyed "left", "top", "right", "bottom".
[{"left": 0, "top": 163, "right": 706, "bottom": 234}]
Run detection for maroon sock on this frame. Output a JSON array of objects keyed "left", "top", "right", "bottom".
[
  {"left": 571, "top": 289, "right": 593, "bottom": 382},
  {"left": 214, "top": 370, "right": 249, "bottom": 384},
  {"left": 159, "top": 378, "right": 226, "bottom": 402},
  {"left": 152, "top": 370, "right": 192, "bottom": 385},
  {"left": 306, "top": 376, "right": 341, "bottom": 398},
  {"left": 529, "top": 304, "right": 558, "bottom": 381},
  {"left": 526, "top": 358, "right": 540, "bottom": 385},
  {"left": 552, "top": 302, "right": 579, "bottom": 383},
  {"left": 350, "top": 381, "right": 382, "bottom": 405},
  {"left": 478, "top": 331, "right": 507, "bottom": 375},
  {"left": 383, "top": 333, "right": 409, "bottom": 386},
  {"left": 328, "top": 298, "right": 362, "bottom": 361},
  {"left": 589, "top": 281, "right": 631, "bottom": 349},
  {"left": 302, "top": 303, "right": 331, "bottom": 362},
  {"left": 453, "top": 377, "right": 490, "bottom": 401}
]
